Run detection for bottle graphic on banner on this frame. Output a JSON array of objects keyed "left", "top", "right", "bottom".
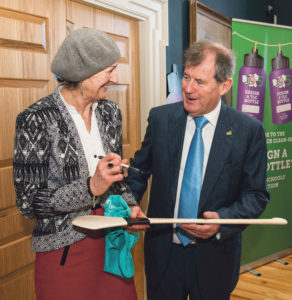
[
  {"left": 237, "top": 45, "right": 266, "bottom": 122},
  {"left": 269, "top": 48, "right": 292, "bottom": 124}
]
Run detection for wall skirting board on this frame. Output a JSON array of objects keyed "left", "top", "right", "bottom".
[{"left": 240, "top": 248, "right": 292, "bottom": 273}]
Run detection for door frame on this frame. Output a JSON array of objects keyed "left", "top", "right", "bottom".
[{"left": 77, "top": 0, "right": 168, "bottom": 138}]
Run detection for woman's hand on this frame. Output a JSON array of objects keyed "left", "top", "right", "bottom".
[
  {"left": 89, "top": 152, "right": 126, "bottom": 196},
  {"left": 125, "top": 206, "right": 150, "bottom": 233}
]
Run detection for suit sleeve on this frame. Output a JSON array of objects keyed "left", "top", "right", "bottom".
[
  {"left": 126, "top": 110, "right": 154, "bottom": 203},
  {"left": 216, "top": 122, "right": 269, "bottom": 239}
]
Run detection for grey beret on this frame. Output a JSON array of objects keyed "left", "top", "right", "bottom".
[{"left": 51, "top": 28, "right": 120, "bottom": 82}]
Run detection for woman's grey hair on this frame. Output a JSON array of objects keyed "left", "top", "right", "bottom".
[
  {"left": 183, "top": 40, "right": 236, "bottom": 83},
  {"left": 55, "top": 74, "right": 80, "bottom": 90},
  {"left": 61, "top": 81, "right": 81, "bottom": 89}
]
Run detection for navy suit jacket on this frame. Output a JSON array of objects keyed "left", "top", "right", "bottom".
[{"left": 127, "top": 101, "right": 269, "bottom": 299}]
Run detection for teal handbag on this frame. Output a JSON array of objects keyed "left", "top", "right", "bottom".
[{"left": 104, "top": 195, "right": 139, "bottom": 278}]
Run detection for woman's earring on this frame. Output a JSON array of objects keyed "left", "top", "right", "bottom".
[{"left": 79, "top": 82, "right": 83, "bottom": 95}]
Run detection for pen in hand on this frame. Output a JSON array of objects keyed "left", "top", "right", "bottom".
[{"left": 98, "top": 156, "right": 144, "bottom": 174}]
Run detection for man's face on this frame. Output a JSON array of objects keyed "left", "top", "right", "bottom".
[{"left": 182, "top": 52, "right": 230, "bottom": 117}]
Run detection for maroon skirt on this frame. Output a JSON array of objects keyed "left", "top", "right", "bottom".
[{"left": 34, "top": 208, "right": 137, "bottom": 300}]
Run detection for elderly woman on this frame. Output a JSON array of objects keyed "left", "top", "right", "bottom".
[{"left": 13, "top": 28, "right": 145, "bottom": 300}]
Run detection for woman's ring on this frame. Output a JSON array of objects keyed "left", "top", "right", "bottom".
[{"left": 107, "top": 162, "right": 114, "bottom": 168}]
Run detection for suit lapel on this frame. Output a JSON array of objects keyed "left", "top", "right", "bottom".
[
  {"left": 168, "top": 103, "right": 187, "bottom": 205},
  {"left": 199, "top": 103, "right": 237, "bottom": 208}
]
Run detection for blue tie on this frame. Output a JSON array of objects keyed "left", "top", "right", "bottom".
[{"left": 177, "top": 116, "right": 209, "bottom": 246}]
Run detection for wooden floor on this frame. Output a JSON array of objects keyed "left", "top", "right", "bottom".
[{"left": 231, "top": 255, "right": 292, "bottom": 299}]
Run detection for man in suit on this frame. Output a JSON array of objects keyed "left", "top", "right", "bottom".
[{"left": 127, "top": 40, "right": 269, "bottom": 300}]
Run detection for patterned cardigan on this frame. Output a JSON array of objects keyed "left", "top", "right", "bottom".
[{"left": 13, "top": 87, "right": 137, "bottom": 252}]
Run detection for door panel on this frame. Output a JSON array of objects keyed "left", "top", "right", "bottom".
[
  {"left": 1, "top": 265, "right": 35, "bottom": 300},
  {"left": 0, "top": 207, "right": 33, "bottom": 240},
  {"left": 0, "top": 0, "right": 66, "bottom": 299}
]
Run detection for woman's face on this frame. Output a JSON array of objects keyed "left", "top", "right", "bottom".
[{"left": 82, "top": 61, "right": 119, "bottom": 101}]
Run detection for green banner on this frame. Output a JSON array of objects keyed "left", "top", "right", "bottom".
[{"left": 232, "top": 19, "right": 292, "bottom": 265}]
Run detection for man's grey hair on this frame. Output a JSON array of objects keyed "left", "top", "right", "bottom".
[{"left": 183, "top": 40, "right": 236, "bottom": 83}]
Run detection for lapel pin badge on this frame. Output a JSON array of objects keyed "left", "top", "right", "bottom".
[{"left": 226, "top": 130, "right": 232, "bottom": 135}]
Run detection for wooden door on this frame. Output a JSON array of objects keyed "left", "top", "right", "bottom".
[
  {"left": 0, "top": 0, "right": 67, "bottom": 299},
  {"left": 66, "top": 2, "right": 144, "bottom": 298},
  {"left": 0, "top": 0, "right": 143, "bottom": 299}
]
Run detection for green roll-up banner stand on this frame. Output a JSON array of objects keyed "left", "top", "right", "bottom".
[{"left": 232, "top": 19, "right": 292, "bottom": 268}]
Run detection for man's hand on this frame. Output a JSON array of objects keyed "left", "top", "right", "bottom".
[{"left": 180, "top": 211, "right": 220, "bottom": 239}]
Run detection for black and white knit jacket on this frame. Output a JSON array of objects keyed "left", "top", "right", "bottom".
[{"left": 13, "top": 87, "right": 137, "bottom": 252}]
